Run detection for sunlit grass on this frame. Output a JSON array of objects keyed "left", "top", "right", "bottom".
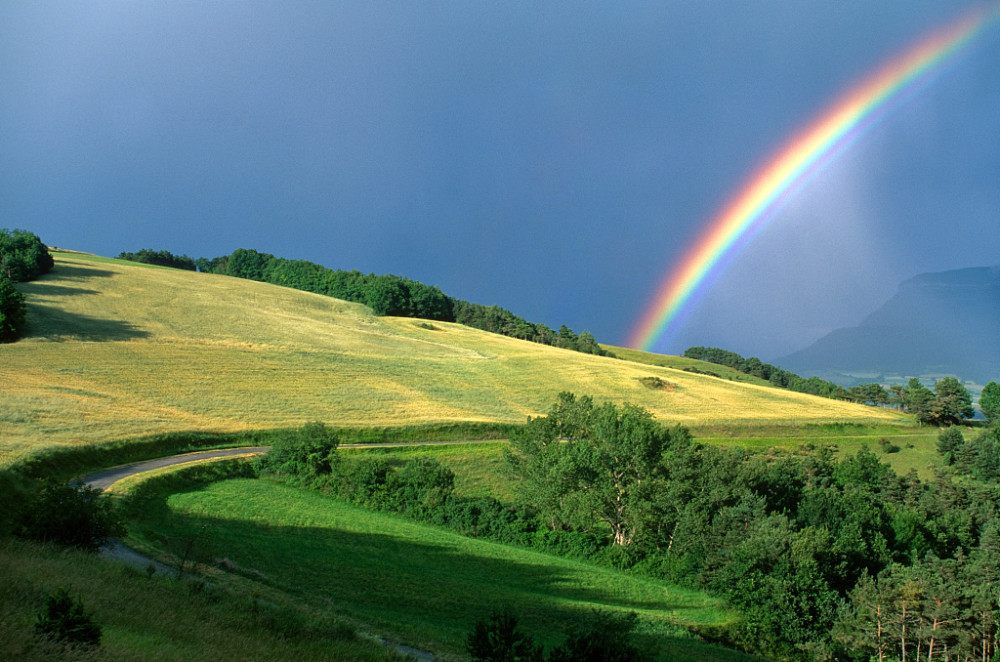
[
  {"left": 341, "top": 442, "right": 514, "bottom": 499},
  {"left": 1, "top": 253, "right": 911, "bottom": 467},
  {"left": 127, "top": 477, "right": 749, "bottom": 660}
]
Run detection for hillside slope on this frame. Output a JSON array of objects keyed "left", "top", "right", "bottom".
[{"left": 0, "top": 253, "right": 907, "bottom": 465}]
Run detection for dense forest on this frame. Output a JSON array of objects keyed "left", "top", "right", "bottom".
[
  {"left": 0, "top": 229, "right": 54, "bottom": 342},
  {"left": 118, "top": 247, "right": 608, "bottom": 356},
  {"left": 258, "top": 396, "right": 1000, "bottom": 661}
]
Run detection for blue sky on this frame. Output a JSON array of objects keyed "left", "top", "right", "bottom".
[{"left": 2, "top": 1, "right": 998, "bottom": 359}]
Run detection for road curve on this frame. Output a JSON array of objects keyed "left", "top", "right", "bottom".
[
  {"left": 82, "top": 442, "right": 448, "bottom": 661},
  {"left": 81, "top": 447, "right": 271, "bottom": 491},
  {"left": 81, "top": 439, "right": 504, "bottom": 492}
]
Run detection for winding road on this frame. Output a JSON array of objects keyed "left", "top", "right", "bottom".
[
  {"left": 81, "top": 447, "right": 270, "bottom": 491},
  {"left": 81, "top": 438, "right": 501, "bottom": 491},
  {"left": 81, "top": 447, "right": 271, "bottom": 577},
  {"left": 80, "top": 441, "right": 501, "bottom": 662}
]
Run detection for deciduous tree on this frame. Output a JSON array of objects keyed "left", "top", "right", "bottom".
[
  {"left": 506, "top": 393, "right": 687, "bottom": 546},
  {"left": 980, "top": 381, "right": 1000, "bottom": 423}
]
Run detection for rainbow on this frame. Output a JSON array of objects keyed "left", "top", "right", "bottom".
[{"left": 629, "top": 3, "right": 1000, "bottom": 353}]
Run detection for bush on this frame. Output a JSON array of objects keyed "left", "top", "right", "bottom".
[
  {"left": 466, "top": 607, "right": 543, "bottom": 662},
  {"left": 391, "top": 457, "right": 455, "bottom": 513},
  {"left": 255, "top": 422, "right": 340, "bottom": 480},
  {"left": 637, "top": 376, "right": 668, "bottom": 390},
  {"left": 17, "top": 480, "right": 125, "bottom": 552},
  {"left": 34, "top": 588, "right": 101, "bottom": 647},
  {"left": 548, "top": 610, "right": 649, "bottom": 662},
  {"left": 0, "top": 275, "right": 26, "bottom": 342},
  {"left": 878, "top": 437, "right": 901, "bottom": 454}
]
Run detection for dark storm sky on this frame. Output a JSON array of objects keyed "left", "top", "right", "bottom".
[{"left": 2, "top": 1, "right": 998, "bottom": 358}]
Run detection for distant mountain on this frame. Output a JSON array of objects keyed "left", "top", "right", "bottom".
[{"left": 777, "top": 266, "right": 1000, "bottom": 385}]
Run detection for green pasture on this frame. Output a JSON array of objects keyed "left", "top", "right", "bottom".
[{"left": 126, "top": 477, "right": 760, "bottom": 661}]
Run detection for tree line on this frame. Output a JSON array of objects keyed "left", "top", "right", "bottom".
[
  {"left": 258, "top": 397, "right": 1000, "bottom": 661},
  {"left": 0, "top": 229, "right": 54, "bottom": 342},
  {"left": 118, "top": 247, "right": 608, "bottom": 356},
  {"left": 684, "top": 346, "right": 978, "bottom": 425},
  {"left": 116, "top": 249, "right": 197, "bottom": 271}
]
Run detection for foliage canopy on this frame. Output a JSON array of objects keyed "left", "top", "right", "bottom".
[
  {"left": 0, "top": 228, "right": 53, "bottom": 282},
  {"left": 980, "top": 381, "right": 1000, "bottom": 423},
  {"left": 16, "top": 480, "right": 125, "bottom": 552},
  {"left": 0, "top": 275, "right": 26, "bottom": 342}
]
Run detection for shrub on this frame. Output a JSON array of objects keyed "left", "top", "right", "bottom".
[
  {"left": 877, "top": 437, "right": 901, "bottom": 454},
  {"left": 466, "top": 607, "right": 543, "bottom": 662},
  {"left": 391, "top": 457, "right": 455, "bottom": 513},
  {"left": 547, "top": 610, "right": 649, "bottom": 662},
  {"left": 17, "top": 480, "right": 125, "bottom": 552},
  {"left": 638, "top": 376, "right": 676, "bottom": 391},
  {"left": 34, "top": 588, "right": 101, "bottom": 647},
  {"left": 255, "top": 421, "right": 339, "bottom": 480},
  {"left": 336, "top": 457, "right": 393, "bottom": 506}
]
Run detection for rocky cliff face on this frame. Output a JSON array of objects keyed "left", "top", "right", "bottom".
[{"left": 777, "top": 266, "right": 1000, "bottom": 384}]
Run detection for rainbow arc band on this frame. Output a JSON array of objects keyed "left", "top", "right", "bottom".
[{"left": 629, "top": 3, "right": 1000, "bottom": 353}]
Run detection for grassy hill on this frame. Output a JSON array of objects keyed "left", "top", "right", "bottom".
[{"left": 0, "top": 251, "right": 910, "bottom": 466}]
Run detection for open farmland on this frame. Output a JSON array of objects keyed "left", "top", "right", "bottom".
[{"left": 0, "top": 253, "right": 910, "bottom": 467}]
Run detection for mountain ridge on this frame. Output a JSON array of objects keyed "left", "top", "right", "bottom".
[{"left": 777, "top": 265, "right": 1000, "bottom": 385}]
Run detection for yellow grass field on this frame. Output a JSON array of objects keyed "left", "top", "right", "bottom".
[{"left": 0, "top": 253, "right": 910, "bottom": 466}]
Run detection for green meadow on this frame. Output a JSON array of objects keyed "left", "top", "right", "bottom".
[{"left": 124, "top": 472, "right": 766, "bottom": 662}]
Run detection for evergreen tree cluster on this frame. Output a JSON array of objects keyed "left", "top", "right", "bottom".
[
  {"left": 898, "top": 376, "right": 975, "bottom": 426},
  {"left": 0, "top": 228, "right": 54, "bottom": 342},
  {"left": 939, "top": 423, "right": 1000, "bottom": 482},
  {"left": 193, "top": 248, "right": 607, "bottom": 355}
]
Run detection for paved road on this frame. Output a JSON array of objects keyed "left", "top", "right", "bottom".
[
  {"left": 81, "top": 447, "right": 271, "bottom": 491},
  {"left": 81, "top": 439, "right": 503, "bottom": 491}
]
